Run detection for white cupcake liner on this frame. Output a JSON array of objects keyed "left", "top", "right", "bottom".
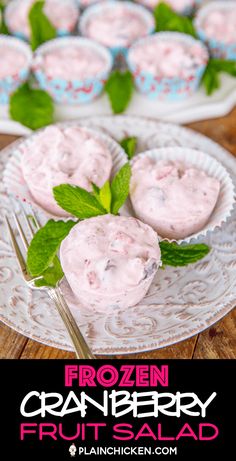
[
  {"left": 3, "top": 121, "right": 127, "bottom": 219},
  {"left": 123, "top": 147, "right": 235, "bottom": 244}
]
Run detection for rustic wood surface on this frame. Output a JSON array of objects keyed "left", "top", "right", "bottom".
[{"left": 0, "top": 109, "right": 236, "bottom": 359}]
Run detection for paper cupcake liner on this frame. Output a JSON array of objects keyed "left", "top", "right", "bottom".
[
  {"left": 124, "top": 147, "right": 235, "bottom": 244},
  {"left": 3, "top": 121, "right": 127, "bottom": 218},
  {"left": 32, "top": 36, "right": 113, "bottom": 104},
  {"left": 0, "top": 35, "right": 32, "bottom": 104},
  {"left": 79, "top": 0, "right": 155, "bottom": 58},
  {"left": 194, "top": 1, "right": 236, "bottom": 60},
  {"left": 4, "top": 0, "right": 79, "bottom": 40},
  {"left": 127, "top": 32, "right": 209, "bottom": 102}
]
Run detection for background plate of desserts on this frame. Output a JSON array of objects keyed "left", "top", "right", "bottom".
[
  {"left": 0, "top": 0, "right": 236, "bottom": 134},
  {"left": 0, "top": 115, "right": 235, "bottom": 354}
]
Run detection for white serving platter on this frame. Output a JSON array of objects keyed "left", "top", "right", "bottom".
[
  {"left": 0, "top": 74, "right": 236, "bottom": 136},
  {"left": 0, "top": 115, "right": 235, "bottom": 354}
]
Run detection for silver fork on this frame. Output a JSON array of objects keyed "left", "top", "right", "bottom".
[{"left": 5, "top": 211, "right": 95, "bottom": 359}]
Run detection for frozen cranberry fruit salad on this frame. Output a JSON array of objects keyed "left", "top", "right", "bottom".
[
  {"left": 80, "top": 1, "right": 154, "bottom": 52},
  {"left": 195, "top": 1, "right": 236, "bottom": 60},
  {"left": 0, "top": 35, "right": 32, "bottom": 103},
  {"left": 60, "top": 214, "right": 161, "bottom": 311},
  {"left": 130, "top": 156, "right": 220, "bottom": 240},
  {"left": 0, "top": 44, "right": 28, "bottom": 79},
  {"left": 127, "top": 32, "right": 208, "bottom": 100},
  {"left": 128, "top": 33, "right": 208, "bottom": 79},
  {"left": 196, "top": 2, "right": 236, "bottom": 46},
  {"left": 32, "top": 37, "right": 113, "bottom": 103},
  {"left": 5, "top": 0, "right": 79, "bottom": 39},
  {"left": 34, "top": 40, "right": 109, "bottom": 81},
  {"left": 21, "top": 126, "right": 113, "bottom": 216}
]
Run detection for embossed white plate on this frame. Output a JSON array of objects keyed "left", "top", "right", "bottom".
[{"left": 0, "top": 116, "right": 235, "bottom": 354}]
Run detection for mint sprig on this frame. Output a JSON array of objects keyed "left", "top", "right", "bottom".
[
  {"left": 111, "top": 163, "right": 131, "bottom": 214},
  {"left": 53, "top": 163, "right": 131, "bottom": 218},
  {"left": 92, "top": 181, "right": 112, "bottom": 212},
  {"left": 154, "top": 2, "right": 196, "bottom": 37},
  {"left": 201, "top": 59, "right": 236, "bottom": 95},
  {"left": 96, "top": 181, "right": 112, "bottom": 213},
  {"left": 34, "top": 256, "right": 64, "bottom": 287},
  {"left": 105, "top": 71, "right": 134, "bottom": 114},
  {"left": 53, "top": 184, "right": 107, "bottom": 219},
  {"left": 0, "top": 1, "right": 10, "bottom": 34},
  {"left": 27, "top": 219, "right": 76, "bottom": 286},
  {"left": 9, "top": 83, "right": 54, "bottom": 130},
  {"left": 160, "top": 241, "right": 210, "bottom": 267},
  {"left": 120, "top": 136, "right": 137, "bottom": 160},
  {"left": 29, "top": 0, "right": 57, "bottom": 51}
]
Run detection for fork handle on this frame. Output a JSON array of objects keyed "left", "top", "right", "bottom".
[{"left": 48, "top": 287, "right": 95, "bottom": 359}]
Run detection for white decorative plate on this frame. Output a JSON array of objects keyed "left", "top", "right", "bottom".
[
  {"left": 0, "top": 116, "right": 236, "bottom": 354},
  {"left": 0, "top": 74, "right": 236, "bottom": 136}
]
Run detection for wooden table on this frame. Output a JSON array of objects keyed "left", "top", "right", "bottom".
[{"left": 0, "top": 110, "right": 236, "bottom": 359}]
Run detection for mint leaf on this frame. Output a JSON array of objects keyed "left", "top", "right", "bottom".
[
  {"left": 0, "top": 2, "right": 10, "bottom": 34},
  {"left": 34, "top": 256, "right": 64, "bottom": 287},
  {"left": 27, "top": 219, "right": 76, "bottom": 279},
  {"left": 29, "top": 0, "right": 57, "bottom": 51},
  {"left": 120, "top": 136, "right": 137, "bottom": 160},
  {"left": 105, "top": 71, "right": 134, "bottom": 114},
  {"left": 201, "top": 59, "right": 236, "bottom": 95},
  {"left": 92, "top": 183, "right": 100, "bottom": 201},
  {"left": 154, "top": 2, "right": 196, "bottom": 37},
  {"left": 9, "top": 83, "right": 54, "bottom": 130},
  {"left": 160, "top": 241, "right": 210, "bottom": 267},
  {"left": 111, "top": 163, "right": 131, "bottom": 215},
  {"left": 99, "top": 181, "right": 112, "bottom": 213},
  {"left": 53, "top": 184, "right": 107, "bottom": 219}
]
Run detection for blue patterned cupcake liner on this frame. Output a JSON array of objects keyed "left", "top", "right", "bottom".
[
  {"left": 194, "top": 1, "right": 236, "bottom": 61},
  {"left": 4, "top": 0, "right": 80, "bottom": 41},
  {"left": 127, "top": 32, "right": 209, "bottom": 101},
  {"left": 32, "top": 37, "right": 113, "bottom": 104},
  {"left": 79, "top": 0, "right": 155, "bottom": 58},
  {"left": 0, "top": 35, "right": 32, "bottom": 104}
]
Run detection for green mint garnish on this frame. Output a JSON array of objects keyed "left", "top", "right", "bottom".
[
  {"left": 34, "top": 256, "right": 64, "bottom": 287},
  {"left": 201, "top": 59, "right": 236, "bottom": 95},
  {"left": 110, "top": 163, "right": 131, "bottom": 215},
  {"left": 105, "top": 70, "right": 134, "bottom": 114},
  {"left": 120, "top": 136, "right": 138, "bottom": 160},
  {"left": 29, "top": 0, "right": 57, "bottom": 51},
  {"left": 27, "top": 219, "right": 76, "bottom": 287},
  {"left": 96, "top": 180, "right": 112, "bottom": 213},
  {"left": 53, "top": 163, "right": 131, "bottom": 219},
  {"left": 53, "top": 184, "right": 107, "bottom": 219},
  {"left": 0, "top": 1, "right": 10, "bottom": 34},
  {"left": 9, "top": 83, "right": 54, "bottom": 130},
  {"left": 154, "top": 2, "right": 196, "bottom": 37},
  {"left": 160, "top": 241, "right": 210, "bottom": 267}
]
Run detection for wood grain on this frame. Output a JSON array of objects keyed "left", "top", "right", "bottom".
[
  {"left": 0, "top": 109, "right": 236, "bottom": 359},
  {"left": 0, "top": 323, "right": 27, "bottom": 359},
  {"left": 193, "top": 310, "right": 236, "bottom": 359}
]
